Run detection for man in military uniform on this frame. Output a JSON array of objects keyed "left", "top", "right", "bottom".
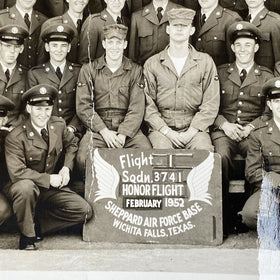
[
  {"left": 129, "top": 0, "right": 183, "bottom": 65},
  {"left": 28, "top": 22, "right": 83, "bottom": 138},
  {"left": 219, "top": 0, "right": 248, "bottom": 18},
  {"left": 0, "top": 0, "right": 48, "bottom": 69},
  {"left": 78, "top": 0, "right": 129, "bottom": 64},
  {"left": 211, "top": 21, "right": 274, "bottom": 233},
  {"left": 240, "top": 78, "right": 280, "bottom": 234},
  {"left": 0, "top": 24, "right": 29, "bottom": 128},
  {"left": 245, "top": 0, "right": 280, "bottom": 71},
  {"left": 76, "top": 24, "right": 152, "bottom": 175},
  {"left": 192, "top": 0, "right": 241, "bottom": 66},
  {"left": 0, "top": 96, "right": 15, "bottom": 228},
  {"left": 3, "top": 84, "right": 92, "bottom": 250},
  {"left": 38, "top": 0, "right": 89, "bottom": 64},
  {"left": 144, "top": 8, "right": 219, "bottom": 151}
]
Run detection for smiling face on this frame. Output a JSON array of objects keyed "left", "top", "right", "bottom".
[
  {"left": 105, "top": 0, "right": 126, "bottom": 15},
  {"left": 66, "top": 0, "right": 89, "bottom": 14},
  {"left": 16, "top": 0, "right": 36, "bottom": 12},
  {"left": 245, "top": 0, "right": 265, "bottom": 9},
  {"left": 45, "top": 41, "right": 71, "bottom": 64},
  {"left": 102, "top": 37, "right": 127, "bottom": 62},
  {"left": 231, "top": 37, "right": 259, "bottom": 66},
  {"left": 27, "top": 104, "right": 53, "bottom": 129}
]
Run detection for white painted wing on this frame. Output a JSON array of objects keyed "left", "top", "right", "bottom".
[
  {"left": 187, "top": 152, "right": 214, "bottom": 206},
  {"left": 93, "top": 149, "right": 120, "bottom": 202}
]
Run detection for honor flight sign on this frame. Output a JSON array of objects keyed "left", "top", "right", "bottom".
[{"left": 84, "top": 149, "right": 222, "bottom": 245}]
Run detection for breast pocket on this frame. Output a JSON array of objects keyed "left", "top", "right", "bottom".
[
  {"left": 138, "top": 28, "right": 153, "bottom": 52},
  {"left": 205, "top": 32, "right": 226, "bottom": 56},
  {"left": 26, "top": 152, "right": 42, "bottom": 169},
  {"left": 118, "top": 86, "right": 129, "bottom": 107}
]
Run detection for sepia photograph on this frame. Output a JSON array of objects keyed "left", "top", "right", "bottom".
[{"left": 0, "top": 0, "right": 279, "bottom": 279}]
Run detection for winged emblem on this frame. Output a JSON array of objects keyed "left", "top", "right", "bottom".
[
  {"left": 93, "top": 149, "right": 120, "bottom": 202},
  {"left": 186, "top": 152, "right": 214, "bottom": 206}
]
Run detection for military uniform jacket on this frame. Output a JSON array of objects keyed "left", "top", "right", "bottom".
[
  {"left": 192, "top": 5, "right": 241, "bottom": 66},
  {"left": 27, "top": 61, "right": 82, "bottom": 133},
  {"left": 212, "top": 63, "right": 274, "bottom": 140},
  {"left": 78, "top": 9, "right": 129, "bottom": 64},
  {"left": 5, "top": 116, "right": 78, "bottom": 189},
  {"left": 246, "top": 119, "right": 280, "bottom": 190},
  {"left": 219, "top": 0, "right": 248, "bottom": 18},
  {"left": 129, "top": 1, "right": 183, "bottom": 65},
  {"left": 265, "top": 0, "right": 280, "bottom": 15},
  {"left": 37, "top": 12, "right": 82, "bottom": 65},
  {"left": 76, "top": 55, "right": 145, "bottom": 138},
  {"left": 144, "top": 45, "right": 220, "bottom": 132},
  {"left": 0, "top": 6, "right": 48, "bottom": 69},
  {"left": 251, "top": 7, "right": 280, "bottom": 70},
  {"left": 0, "top": 63, "right": 28, "bottom": 127}
]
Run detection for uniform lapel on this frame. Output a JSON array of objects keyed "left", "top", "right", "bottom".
[
  {"left": 228, "top": 63, "right": 241, "bottom": 87},
  {"left": 240, "top": 64, "right": 259, "bottom": 89},
  {"left": 60, "top": 62, "right": 74, "bottom": 89},
  {"left": 30, "top": 10, "right": 41, "bottom": 34},
  {"left": 45, "top": 62, "right": 61, "bottom": 85},
  {"left": 9, "top": 6, "right": 25, "bottom": 26},
  {"left": 160, "top": 2, "right": 176, "bottom": 24},
  {"left": 269, "top": 120, "right": 280, "bottom": 145},
  {"left": 143, "top": 3, "right": 159, "bottom": 25},
  {"left": 252, "top": 7, "right": 268, "bottom": 27},
  {"left": 26, "top": 119, "right": 48, "bottom": 150},
  {"left": 47, "top": 121, "right": 58, "bottom": 154},
  {"left": 6, "top": 65, "right": 24, "bottom": 88},
  {"left": 0, "top": 65, "right": 7, "bottom": 84},
  {"left": 63, "top": 12, "right": 78, "bottom": 36},
  {"left": 199, "top": 6, "right": 223, "bottom": 37}
]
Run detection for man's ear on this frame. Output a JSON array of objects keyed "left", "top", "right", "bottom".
[
  {"left": 190, "top": 26, "right": 195, "bottom": 36},
  {"left": 45, "top": 43, "right": 50, "bottom": 53},
  {"left": 166, "top": 25, "right": 170, "bottom": 35},
  {"left": 26, "top": 104, "right": 31, "bottom": 114}
]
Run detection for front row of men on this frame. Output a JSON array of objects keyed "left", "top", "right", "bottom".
[{"left": 0, "top": 7, "right": 279, "bottom": 248}]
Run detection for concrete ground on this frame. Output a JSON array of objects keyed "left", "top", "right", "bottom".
[{"left": 0, "top": 230, "right": 260, "bottom": 280}]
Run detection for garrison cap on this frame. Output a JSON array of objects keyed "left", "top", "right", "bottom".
[
  {"left": 103, "top": 24, "right": 128, "bottom": 40},
  {"left": 228, "top": 21, "right": 261, "bottom": 43},
  {"left": 0, "top": 25, "right": 28, "bottom": 45},
  {"left": 167, "top": 8, "right": 195, "bottom": 25},
  {"left": 262, "top": 78, "right": 280, "bottom": 100},
  {"left": 22, "top": 84, "right": 58, "bottom": 106},
  {"left": 0, "top": 96, "right": 15, "bottom": 117},
  {"left": 41, "top": 22, "right": 74, "bottom": 43}
]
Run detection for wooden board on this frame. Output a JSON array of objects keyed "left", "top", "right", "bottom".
[{"left": 83, "top": 149, "right": 222, "bottom": 245}]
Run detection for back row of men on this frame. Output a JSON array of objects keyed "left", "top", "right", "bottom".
[
  {"left": 1, "top": 4, "right": 280, "bottom": 248},
  {"left": 1, "top": 0, "right": 280, "bottom": 70}
]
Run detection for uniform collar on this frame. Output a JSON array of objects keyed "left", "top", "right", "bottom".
[
  {"left": 15, "top": 4, "right": 32, "bottom": 18},
  {"left": 201, "top": 4, "right": 219, "bottom": 20},
  {"left": 249, "top": 5, "right": 265, "bottom": 22},
  {"left": 95, "top": 55, "right": 132, "bottom": 71}
]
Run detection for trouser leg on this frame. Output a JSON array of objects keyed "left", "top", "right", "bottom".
[{"left": 0, "top": 191, "right": 12, "bottom": 227}]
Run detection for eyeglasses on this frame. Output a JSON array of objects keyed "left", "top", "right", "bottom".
[{"left": 0, "top": 42, "right": 22, "bottom": 51}]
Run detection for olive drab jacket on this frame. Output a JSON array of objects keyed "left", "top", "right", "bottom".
[
  {"left": 0, "top": 5, "right": 48, "bottom": 69},
  {"left": 144, "top": 45, "right": 220, "bottom": 132},
  {"left": 5, "top": 116, "right": 78, "bottom": 189}
]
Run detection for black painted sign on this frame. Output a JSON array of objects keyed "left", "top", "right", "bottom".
[{"left": 83, "top": 149, "right": 222, "bottom": 245}]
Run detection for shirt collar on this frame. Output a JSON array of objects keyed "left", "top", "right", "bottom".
[
  {"left": 31, "top": 121, "right": 47, "bottom": 135},
  {"left": 67, "top": 10, "right": 83, "bottom": 27},
  {"left": 153, "top": 2, "right": 168, "bottom": 13},
  {"left": 106, "top": 8, "right": 121, "bottom": 22},
  {"left": 235, "top": 62, "right": 254, "bottom": 75},
  {"left": 50, "top": 61, "right": 66, "bottom": 74},
  {"left": 16, "top": 4, "right": 32, "bottom": 19},
  {"left": 249, "top": 5, "right": 265, "bottom": 22},
  {"left": 201, "top": 4, "right": 218, "bottom": 20},
  {"left": 0, "top": 61, "right": 16, "bottom": 74}
]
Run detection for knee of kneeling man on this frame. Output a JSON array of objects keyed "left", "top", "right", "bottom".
[
  {"left": 83, "top": 203, "right": 93, "bottom": 221},
  {"left": 0, "top": 203, "right": 12, "bottom": 225},
  {"left": 240, "top": 208, "right": 257, "bottom": 229},
  {"left": 13, "top": 180, "right": 40, "bottom": 198}
]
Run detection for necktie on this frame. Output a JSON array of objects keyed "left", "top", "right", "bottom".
[
  {"left": 24, "top": 13, "right": 31, "bottom": 30},
  {"left": 157, "top": 7, "right": 163, "bottom": 22},
  {"left": 240, "top": 69, "right": 247, "bottom": 84},
  {"left": 41, "top": 128, "right": 49, "bottom": 145},
  {"left": 77, "top": 19, "right": 82, "bottom": 34},
  {"left": 5, "top": 69, "right": 10, "bottom": 82},
  {"left": 201, "top": 13, "right": 206, "bottom": 27},
  {"left": 116, "top": 16, "right": 122, "bottom": 24},
  {"left": 245, "top": 14, "right": 252, "bottom": 22},
  {"left": 56, "top": 67, "right": 62, "bottom": 80}
]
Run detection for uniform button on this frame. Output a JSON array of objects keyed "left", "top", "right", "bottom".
[
  {"left": 237, "top": 110, "right": 242, "bottom": 114},
  {"left": 29, "top": 157, "right": 32, "bottom": 160},
  {"left": 47, "top": 155, "right": 50, "bottom": 158},
  {"left": 238, "top": 101, "right": 242, "bottom": 105},
  {"left": 58, "top": 108, "right": 62, "bottom": 112},
  {"left": 5, "top": 89, "right": 7, "bottom": 92},
  {"left": 58, "top": 90, "right": 62, "bottom": 94},
  {"left": 28, "top": 55, "right": 31, "bottom": 58},
  {"left": 269, "top": 152, "right": 272, "bottom": 156},
  {"left": 28, "top": 46, "right": 31, "bottom": 49},
  {"left": 58, "top": 99, "right": 62, "bottom": 103},
  {"left": 237, "top": 117, "right": 240, "bottom": 122},
  {"left": 198, "top": 38, "right": 201, "bottom": 41},
  {"left": 258, "top": 93, "right": 261, "bottom": 97},
  {"left": 46, "top": 164, "right": 49, "bottom": 167},
  {"left": 240, "top": 92, "right": 244, "bottom": 96},
  {"left": 29, "top": 36, "right": 32, "bottom": 40},
  {"left": 214, "top": 36, "right": 217, "bottom": 40},
  {"left": 222, "top": 90, "right": 225, "bottom": 94}
]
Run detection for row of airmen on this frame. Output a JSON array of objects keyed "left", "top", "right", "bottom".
[
  {"left": 0, "top": 6, "right": 280, "bottom": 248},
  {"left": 0, "top": 0, "right": 280, "bottom": 71}
]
